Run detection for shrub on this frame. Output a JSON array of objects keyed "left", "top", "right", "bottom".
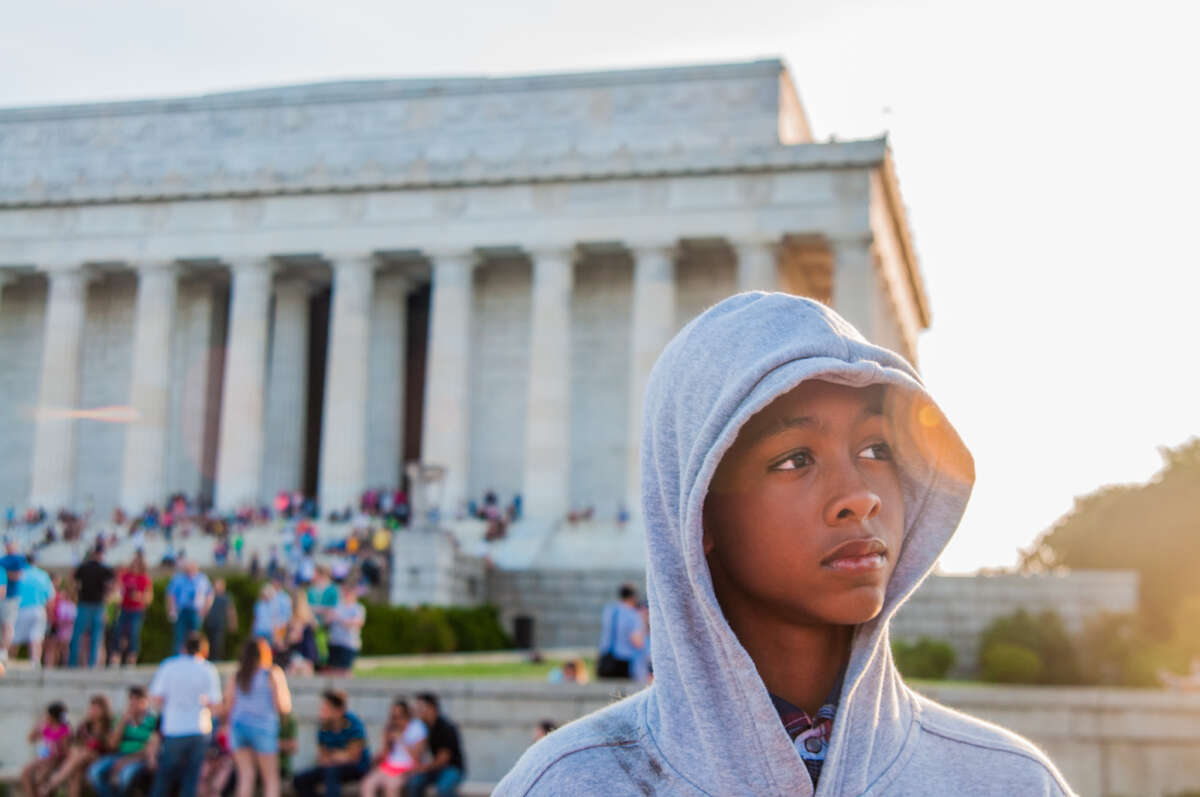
[
  {"left": 977, "top": 609, "right": 1081, "bottom": 684},
  {"left": 892, "top": 637, "right": 956, "bottom": 679},
  {"left": 356, "top": 602, "right": 511, "bottom": 656},
  {"left": 1077, "top": 612, "right": 1190, "bottom": 687},
  {"left": 137, "top": 572, "right": 511, "bottom": 663},
  {"left": 980, "top": 642, "right": 1043, "bottom": 683}
]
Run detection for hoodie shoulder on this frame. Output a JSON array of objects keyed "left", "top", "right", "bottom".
[
  {"left": 903, "top": 692, "right": 1077, "bottom": 796},
  {"left": 493, "top": 692, "right": 699, "bottom": 797}
]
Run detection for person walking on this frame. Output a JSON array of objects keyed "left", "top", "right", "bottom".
[
  {"left": 69, "top": 543, "right": 115, "bottom": 668},
  {"left": 43, "top": 577, "right": 77, "bottom": 668},
  {"left": 111, "top": 549, "right": 153, "bottom": 666},
  {"left": 280, "top": 592, "right": 319, "bottom": 676},
  {"left": 148, "top": 632, "right": 222, "bottom": 797},
  {"left": 14, "top": 552, "right": 55, "bottom": 666},
  {"left": 225, "top": 638, "right": 292, "bottom": 797},
  {"left": 405, "top": 693, "right": 465, "bottom": 797},
  {"left": 595, "top": 583, "right": 645, "bottom": 679},
  {"left": 0, "top": 538, "right": 27, "bottom": 662},
  {"left": 326, "top": 580, "right": 365, "bottom": 677},
  {"left": 167, "top": 561, "right": 214, "bottom": 655},
  {"left": 203, "top": 578, "right": 239, "bottom": 661}
]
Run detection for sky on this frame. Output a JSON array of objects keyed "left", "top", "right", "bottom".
[{"left": 2, "top": 0, "right": 1196, "bottom": 572}]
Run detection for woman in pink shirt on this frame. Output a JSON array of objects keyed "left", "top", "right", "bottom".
[{"left": 21, "top": 701, "right": 71, "bottom": 795}]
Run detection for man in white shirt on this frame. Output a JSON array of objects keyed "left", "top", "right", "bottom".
[{"left": 148, "top": 631, "right": 221, "bottom": 797}]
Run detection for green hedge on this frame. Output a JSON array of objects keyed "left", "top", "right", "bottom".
[
  {"left": 892, "top": 637, "right": 956, "bottom": 680},
  {"left": 137, "top": 574, "right": 512, "bottom": 664},
  {"left": 980, "top": 642, "right": 1043, "bottom": 683},
  {"left": 359, "top": 603, "right": 512, "bottom": 656}
]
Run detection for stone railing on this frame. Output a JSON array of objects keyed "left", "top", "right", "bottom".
[{"left": 1, "top": 669, "right": 1198, "bottom": 796}]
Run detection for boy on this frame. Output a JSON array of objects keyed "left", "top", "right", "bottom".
[{"left": 496, "top": 293, "right": 1074, "bottom": 795}]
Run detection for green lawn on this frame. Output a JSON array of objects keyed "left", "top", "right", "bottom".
[{"left": 357, "top": 658, "right": 595, "bottom": 680}]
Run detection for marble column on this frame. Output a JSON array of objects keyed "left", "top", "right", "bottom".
[
  {"left": 522, "top": 247, "right": 574, "bottom": 522},
  {"left": 734, "top": 239, "right": 780, "bottom": 293},
  {"left": 119, "top": 262, "right": 179, "bottom": 511},
  {"left": 29, "top": 267, "right": 89, "bottom": 509},
  {"left": 213, "top": 258, "right": 274, "bottom": 510},
  {"left": 261, "top": 276, "right": 312, "bottom": 500},
  {"left": 625, "top": 245, "right": 677, "bottom": 517},
  {"left": 831, "top": 234, "right": 878, "bottom": 340},
  {"left": 0, "top": 271, "right": 15, "bottom": 317},
  {"left": 420, "top": 252, "right": 477, "bottom": 518},
  {"left": 318, "top": 255, "right": 376, "bottom": 514},
  {"left": 367, "top": 272, "right": 410, "bottom": 490}
]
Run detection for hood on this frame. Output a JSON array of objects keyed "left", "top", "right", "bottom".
[{"left": 639, "top": 292, "right": 974, "bottom": 796}]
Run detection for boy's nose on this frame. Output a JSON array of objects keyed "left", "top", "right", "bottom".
[{"left": 825, "top": 468, "right": 882, "bottom": 525}]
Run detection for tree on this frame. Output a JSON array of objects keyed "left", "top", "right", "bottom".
[
  {"left": 977, "top": 609, "right": 1081, "bottom": 684},
  {"left": 1020, "top": 437, "right": 1200, "bottom": 641}
]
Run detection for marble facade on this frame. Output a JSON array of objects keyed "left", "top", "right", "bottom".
[{"left": 0, "top": 59, "right": 930, "bottom": 521}]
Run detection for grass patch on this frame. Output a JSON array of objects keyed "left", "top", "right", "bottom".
[{"left": 357, "top": 658, "right": 595, "bottom": 680}]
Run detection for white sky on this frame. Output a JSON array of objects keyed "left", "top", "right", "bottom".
[{"left": 3, "top": 0, "right": 1196, "bottom": 572}]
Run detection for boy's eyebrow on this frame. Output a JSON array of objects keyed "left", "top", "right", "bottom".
[{"left": 740, "top": 402, "right": 885, "bottom": 450}]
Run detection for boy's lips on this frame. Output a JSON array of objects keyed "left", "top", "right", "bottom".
[{"left": 820, "top": 537, "right": 888, "bottom": 567}]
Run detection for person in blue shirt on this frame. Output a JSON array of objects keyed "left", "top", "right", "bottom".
[
  {"left": 0, "top": 539, "right": 28, "bottom": 662},
  {"left": 166, "top": 560, "right": 213, "bottom": 655},
  {"left": 14, "top": 555, "right": 55, "bottom": 666},
  {"left": 596, "top": 583, "right": 646, "bottom": 680},
  {"left": 293, "top": 689, "right": 370, "bottom": 797}
]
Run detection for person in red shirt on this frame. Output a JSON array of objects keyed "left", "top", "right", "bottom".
[{"left": 111, "top": 550, "right": 153, "bottom": 666}]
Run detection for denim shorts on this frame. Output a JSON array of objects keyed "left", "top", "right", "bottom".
[{"left": 231, "top": 720, "right": 279, "bottom": 754}]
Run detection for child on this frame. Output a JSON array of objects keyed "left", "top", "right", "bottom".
[
  {"left": 496, "top": 293, "right": 1074, "bottom": 795},
  {"left": 21, "top": 701, "right": 71, "bottom": 795},
  {"left": 40, "top": 694, "right": 114, "bottom": 797}
]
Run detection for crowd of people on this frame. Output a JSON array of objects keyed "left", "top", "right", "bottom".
[
  {"left": 0, "top": 529, "right": 372, "bottom": 679},
  {"left": 19, "top": 632, "right": 468, "bottom": 797}
]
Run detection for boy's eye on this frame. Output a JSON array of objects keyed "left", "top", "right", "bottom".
[
  {"left": 859, "top": 442, "right": 894, "bottom": 461},
  {"left": 770, "top": 451, "right": 813, "bottom": 471}
]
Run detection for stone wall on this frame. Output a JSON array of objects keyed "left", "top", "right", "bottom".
[
  {"left": 487, "top": 567, "right": 646, "bottom": 649},
  {"left": 891, "top": 570, "right": 1140, "bottom": 677},
  {"left": 0, "top": 669, "right": 1197, "bottom": 795},
  {"left": 485, "top": 567, "right": 1140, "bottom": 670},
  {"left": 389, "top": 529, "right": 487, "bottom": 607}
]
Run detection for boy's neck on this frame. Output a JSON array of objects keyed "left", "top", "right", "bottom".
[{"left": 720, "top": 598, "right": 852, "bottom": 717}]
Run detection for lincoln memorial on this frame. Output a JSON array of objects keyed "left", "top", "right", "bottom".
[{"left": 0, "top": 58, "right": 929, "bottom": 528}]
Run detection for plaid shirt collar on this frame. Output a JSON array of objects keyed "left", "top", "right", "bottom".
[{"left": 768, "top": 671, "right": 843, "bottom": 787}]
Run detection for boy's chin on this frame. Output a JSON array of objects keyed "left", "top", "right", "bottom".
[{"left": 801, "top": 587, "right": 887, "bottom": 627}]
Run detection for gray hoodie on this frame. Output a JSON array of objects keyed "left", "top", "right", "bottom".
[{"left": 495, "top": 292, "right": 1075, "bottom": 796}]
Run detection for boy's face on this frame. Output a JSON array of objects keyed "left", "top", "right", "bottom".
[{"left": 703, "top": 380, "right": 905, "bottom": 627}]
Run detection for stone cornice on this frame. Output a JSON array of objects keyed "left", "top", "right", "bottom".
[
  {"left": 0, "top": 139, "right": 888, "bottom": 209},
  {"left": 0, "top": 59, "right": 786, "bottom": 120},
  {"left": 877, "top": 145, "right": 931, "bottom": 328},
  {"left": 0, "top": 59, "right": 807, "bottom": 208}
]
